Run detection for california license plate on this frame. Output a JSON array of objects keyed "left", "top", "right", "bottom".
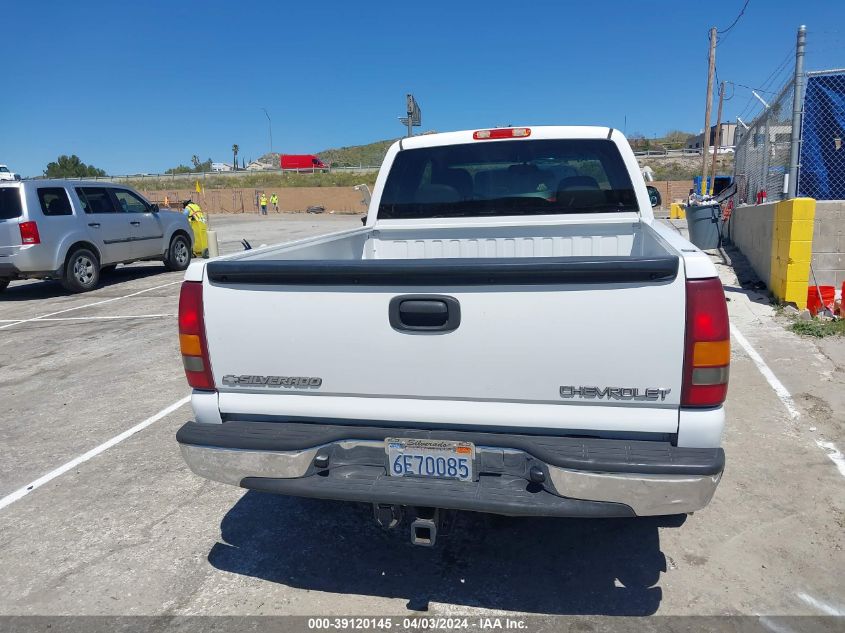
[{"left": 386, "top": 438, "right": 475, "bottom": 481}]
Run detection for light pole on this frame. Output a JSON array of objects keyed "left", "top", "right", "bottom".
[{"left": 261, "top": 108, "right": 273, "bottom": 154}]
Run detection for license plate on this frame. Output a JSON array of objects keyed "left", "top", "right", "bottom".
[{"left": 386, "top": 438, "right": 475, "bottom": 481}]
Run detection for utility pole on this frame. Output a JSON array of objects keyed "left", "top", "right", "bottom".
[
  {"left": 700, "top": 26, "right": 717, "bottom": 195},
  {"left": 787, "top": 25, "right": 807, "bottom": 198},
  {"left": 261, "top": 108, "right": 273, "bottom": 154},
  {"left": 709, "top": 81, "right": 725, "bottom": 195}
]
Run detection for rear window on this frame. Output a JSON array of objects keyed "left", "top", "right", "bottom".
[
  {"left": 378, "top": 138, "right": 638, "bottom": 219},
  {"left": 76, "top": 187, "right": 117, "bottom": 214},
  {"left": 38, "top": 187, "right": 73, "bottom": 216},
  {"left": 0, "top": 187, "right": 23, "bottom": 220}
]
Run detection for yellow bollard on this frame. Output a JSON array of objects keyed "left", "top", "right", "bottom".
[{"left": 670, "top": 203, "right": 687, "bottom": 219}]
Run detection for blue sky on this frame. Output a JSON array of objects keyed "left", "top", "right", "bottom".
[{"left": 2, "top": 0, "right": 842, "bottom": 176}]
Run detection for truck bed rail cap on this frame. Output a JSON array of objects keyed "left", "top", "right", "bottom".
[{"left": 205, "top": 255, "right": 679, "bottom": 286}]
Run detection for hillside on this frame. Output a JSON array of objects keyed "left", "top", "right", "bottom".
[{"left": 318, "top": 138, "right": 396, "bottom": 168}]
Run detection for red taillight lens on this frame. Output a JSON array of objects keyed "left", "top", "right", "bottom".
[
  {"left": 682, "top": 278, "right": 730, "bottom": 407},
  {"left": 473, "top": 127, "right": 531, "bottom": 140},
  {"left": 19, "top": 221, "right": 40, "bottom": 245},
  {"left": 178, "top": 281, "right": 215, "bottom": 391}
]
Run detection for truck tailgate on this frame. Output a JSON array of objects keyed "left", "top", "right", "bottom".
[{"left": 201, "top": 255, "right": 685, "bottom": 435}]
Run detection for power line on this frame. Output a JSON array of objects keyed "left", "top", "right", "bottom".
[
  {"left": 731, "top": 82, "right": 778, "bottom": 95},
  {"left": 735, "top": 46, "right": 794, "bottom": 121},
  {"left": 718, "top": 0, "right": 750, "bottom": 35}
]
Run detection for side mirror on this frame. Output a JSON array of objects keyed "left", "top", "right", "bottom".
[
  {"left": 646, "top": 186, "right": 662, "bottom": 208},
  {"left": 150, "top": 204, "right": 160, "bottom": 213}
]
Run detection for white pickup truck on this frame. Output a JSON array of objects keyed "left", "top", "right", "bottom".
[{"left": 176, "top": 126, "right": 729, "bottom": 546}]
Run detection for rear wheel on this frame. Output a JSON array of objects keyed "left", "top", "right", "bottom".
[
  {"left": 61, "top": 248, "right": 100, "bottom": 293},
  {"left": 164, "top": 234, "right": 191, "bottom": 271},
  {"left": 0, "top": 278, "right": 9, "bottom": 292}
]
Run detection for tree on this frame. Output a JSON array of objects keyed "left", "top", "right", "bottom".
[
  {"left": 663, "top": 129, "right": 697, "bottom": 149},
  {"left": 627, "top": 132, "right": 647, "bottom": 151},
  {"left": 165, "top": 157, "right": 213, "bottom": 174},
  {"left": 44, "top": 155, "right": 107, "bottom": 178},
  {"left": 232, "top": 144, "right": 239, "bottom": 171}
]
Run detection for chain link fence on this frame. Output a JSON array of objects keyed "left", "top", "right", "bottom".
[
  {"left": 735, "top": 69, "right": 845, "bottom": 204},
  {"left": 798, "top": 70, "right": 845, "bottom": 200},
  {"left": 734, "top": 78, "right": 795, "bottom": 204}
]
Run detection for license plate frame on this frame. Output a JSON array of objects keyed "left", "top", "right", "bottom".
[{"left": 385, "top": 438, "right": 475, "bottom": 482}]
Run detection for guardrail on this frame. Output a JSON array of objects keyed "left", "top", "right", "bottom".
[{"left": 632, "top": 148, "right": 705, "bottom": 157}]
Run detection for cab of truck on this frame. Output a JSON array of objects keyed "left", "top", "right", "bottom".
[
  {"left": 0, "top": 165, "right": 21, "bottom": 181},
  {"left": 280, "top": 154, "right": 327, "bottom": 170}
]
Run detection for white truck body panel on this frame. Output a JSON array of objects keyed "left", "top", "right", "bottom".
[
  {"left": 190, "top": 127, "right": 722, "bottom": 443},
  {"left": 177, "top": 126, "right": 728, "bottom": 523}
]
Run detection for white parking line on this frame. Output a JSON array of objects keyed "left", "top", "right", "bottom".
[
  {"left": 0, "top": 280, "right": 180, "bottom": 330},
  {"left": 796, "top": 591, "right": 845, "bottom": 616},
  {"left": 731, "top": 323, "right": 845, "bottom": 479},
  {"left": 730, "top": 324, "right": 801, "bottom": 420},
  {"left": 0, "top": 396, "right": 190, "bottom": 512},
  {"left": 0, "top": 314, "right": 175, "bottom": 323}
]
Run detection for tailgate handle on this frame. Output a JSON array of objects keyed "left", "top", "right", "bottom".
[{"left": 389, "top": 295, "right": 461, "bottom": 333}]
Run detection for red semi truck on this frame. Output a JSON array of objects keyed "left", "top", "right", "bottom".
[{"left": 280, "top": 154, "right": 328, "bottom": 171}]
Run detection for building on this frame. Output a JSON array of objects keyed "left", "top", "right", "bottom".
[{"left": 686, "top": 122, "right": 737, "bottom": 150}]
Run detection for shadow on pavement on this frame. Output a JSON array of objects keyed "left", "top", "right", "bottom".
[
  {"left": 0, "top": 264, "right": 174, "bottom": 301},
  {"left": 209, "top": 491, "right": 684, "bottom": 615}
]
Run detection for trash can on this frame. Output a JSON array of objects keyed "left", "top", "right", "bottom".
[
  {"left": 189, "top": 215, "right": 209, "bottom": 258},
  {"left": 686, "top": 203, "right": 722, "bottom": 250}
]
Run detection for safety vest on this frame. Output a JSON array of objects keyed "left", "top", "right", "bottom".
[
  {"left": 260, "top": 194, "right": 268, "bottom": 205},
  {"left": 187, "top": 203, "right": 205, "bottom": 223},
  {"left": 270, "top": 194, "right": 278, "bottom": 203}
]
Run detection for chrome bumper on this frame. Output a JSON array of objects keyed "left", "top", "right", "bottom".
[{"left": 179, "top": 441, "right": 721, "bottom": 517}]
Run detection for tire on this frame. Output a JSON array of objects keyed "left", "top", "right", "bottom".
[
  {"left": 0, "top": 278, "right": 9, "bottom": 292},
  {"left": 101, "top": 264, "right": 117, "bottom": 275},
  {"left": 61, "top": 248, "right": 100, "bottom": 293},
  {"left": 164, "top": 234, "right": 191, "bottom": 271}
]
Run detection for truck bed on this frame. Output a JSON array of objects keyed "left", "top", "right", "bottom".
[{"left": 235, "top": 219, "right": 674, "bottom": 262}]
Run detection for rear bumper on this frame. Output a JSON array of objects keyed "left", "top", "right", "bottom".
[
  {"left": 177, "top": 421, "right": 724, "bottom": 517},
  {"left": 0, "top": 256, "right": 62, "bottom": 280}
]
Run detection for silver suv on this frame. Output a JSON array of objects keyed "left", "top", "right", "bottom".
[{"left": 0, "top": 180, "right": 192, "bottom": 293}]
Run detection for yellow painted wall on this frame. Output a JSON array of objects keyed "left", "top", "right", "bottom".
[{"left": 769, "top": 198, "right": 816, "bottom": 309}]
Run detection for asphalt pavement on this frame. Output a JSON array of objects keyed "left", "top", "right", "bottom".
[{"left": 0, "top": 214, "right": 842, "bottom": 618}]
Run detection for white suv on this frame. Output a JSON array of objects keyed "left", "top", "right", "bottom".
[
  {"left": 0, "top": 165, "right": 21, "bottom": 181},
  {"left": 0, "top": 180, "right": 192, "bottom": 292}
]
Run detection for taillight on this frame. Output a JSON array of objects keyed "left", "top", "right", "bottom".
[
  {"left": 19, "top": 221, "right": 40, "bottom": 245},
  {"left": 682, "top": 278, "right": 730, "bottom": 407},
  {"left": 473, "top": 127, "right": 531, "bottom": 140},
  {"left": 178, "top": 281, "right": 215, "bottom": 390}
]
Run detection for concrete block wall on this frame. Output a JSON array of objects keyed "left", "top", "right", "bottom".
[
  {"left": 771, "top": 199, "right": 815, "bottom": 307},
  {"left": 811, "top": 201, "right": 845, "bottom": 290},
  {"left": 729, "top": 198, "right": 817, "bottom": 308},
  {"left": 646, "top": 180, "right": 694, "bottom": 205},
  {"left": 728, "top": 201, "right": 776, "bottom": 290}
]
